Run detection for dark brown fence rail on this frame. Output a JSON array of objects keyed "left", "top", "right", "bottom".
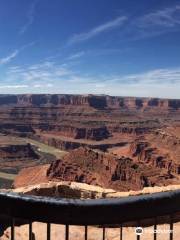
[{"left": 0, "top": 190, "right": 180, "bottom": 239}]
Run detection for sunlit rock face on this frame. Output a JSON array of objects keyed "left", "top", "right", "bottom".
[
  {"left": 13, "top": 146, "right": 179, "bottom": 191},
  {"left": 0, "top": 94, "right": 179, "bottom": 149},
  {"left": 0, "top": 94, "right": 179, "bottom": 191}
]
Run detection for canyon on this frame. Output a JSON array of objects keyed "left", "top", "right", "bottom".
[
  {"left": 0, "top": 94, "right": 179, "bottom": 191},
  {"left": 0, "top": 94, "right": 180, "bottom": 239}
]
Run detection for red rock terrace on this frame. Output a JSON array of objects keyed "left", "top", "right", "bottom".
[
  {"left": 0, "top": 94, "right": 179, "bottom": 191},
  {"left": 0, "top": 94, "right": 179, "bottom": 150}
]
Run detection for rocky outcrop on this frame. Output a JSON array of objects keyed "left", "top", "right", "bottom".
[
  {"left": 13, "top": 147, "right": 177, "bottom": 191},
  {"left": 11, "top": 181, "right": 180, "bottom": 199},
  {"left": 0, "top": 94, "right": 179, "bottom": 192},
  {"left": 129, "top": 139, "right": 180, "bottom": 174},
  {"left": 13, "top": 181, "right": 115, "bottom": 199},
  {"left": 45, "top": 147, "right": 176, "bottom": 191}
]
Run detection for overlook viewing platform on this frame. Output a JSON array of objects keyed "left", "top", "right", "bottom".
[{"left": 0, "top": 189, "right": 180, "bottom": 240}]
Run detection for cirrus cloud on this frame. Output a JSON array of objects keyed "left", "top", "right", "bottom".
[{"left": 68, "top": 16, "right": 127, "bottom": 44}]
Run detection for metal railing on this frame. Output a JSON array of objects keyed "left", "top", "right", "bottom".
[{"left": 0, "top": 189, "right": 180, "bottom": 239}]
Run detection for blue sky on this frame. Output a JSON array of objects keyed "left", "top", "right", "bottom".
[{"left": 0, "top": 0, "right": 180, "bottom": 98}]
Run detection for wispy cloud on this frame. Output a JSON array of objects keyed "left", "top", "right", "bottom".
[
  {"left": 19, "top": 0, "right": 39, "bottom": 35},
  {"left": 0, "top": 85, "right": 28, "bottom": 89},
  {"left": 5, "top": 60, "right": 98, "bottom": 93},
  {"left": 68, "top": 16, "right": 127, "bottom": 44},
  {"left": 66, "top": 5, "right": 180, "bottom": 46},
  {"left": 130, "top": 5, "right": 180, "bottom": 39},
  {"left": 7, "top": 62, "right": 180, "bottom": 86},
  {"left": 7, "top": 61, "right": 72, "bottom": 83},
  {"left": 139, "top": 5, "right": 180, "bottom": 28},
  {"left": 110, "top": 67, "right": 180, "bottom": 85},
  {"left": 71, "top": 67, "right": 180, "bottom": 98},
  {"left": 143, "top": 68, "right": 180, "bottom": 84},
  {"left": 0, "top": 42, "right": 35, "bottom": 65},
  {"left": 0, "top": 50, "right": 19, "bottom": 65},
  {"left": 1, "top": 61, "right": 180, "bottom": 98},
  {"left": 67, "top": 51, "right": 85, "bottom": 60}
]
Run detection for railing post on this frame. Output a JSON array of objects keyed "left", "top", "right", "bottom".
[
  {"left": 136, "top": 221, "right": 141, "bottom": 240},
  {"left": 102, "top": 226, "right": 105, "bottom": 240},
  {"left": 120, "top": 225, "right": 123, "bottom": 240},
  {"left": 65, "top": 224, "right": 69, "bottom": 240},
  {"left": 170, "top": 215, "right": 173, "bottom": 240},
  {"left": 154, "top": 217, "right": 157, "bottom": 240},
  {"left": 47, "top": 223, "right": 51, "bottom": 240},
  {"left": 11, "top": 218, "right": 15, "bottom": 240},
  {"left": 85, "top": 225, "right": 88, "bottom": 240},
  {"left": 29, "top": 221, "right": 32, "bottom": 240}
]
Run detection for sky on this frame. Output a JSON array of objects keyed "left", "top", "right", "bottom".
[{"left": 0, "top": 0, "right": 180, "bottom": 98}]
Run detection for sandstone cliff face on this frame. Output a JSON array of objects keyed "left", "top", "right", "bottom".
[
  {"left": 0, "top": 94, "right": 179, "bottom": 192},
  {"left": 41, "top": 125, "right": 110, "bottom": 140},
  {"left": 0, "top": 94, "right": 179, "bottom": 110},
  {"left": 45, "top": 147, "right": 175, "bottom": 191},
  {"left": 0, "top": 94, "right": 179, "bottom": 147},
  {"left": 108, "top": 126, "right": 151, "bottom": 135},
  {"left": 130, "top": 141, "right": 179, "bottom": 175},
  {"left": 13, "top": 142, "right": 178, "bottom": 191},
  {"left": 38, "top": 134, "right": 126, "bottom": 151},
  {"left": 129, "top": 127, "right": 180, "bottom": 175}
]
